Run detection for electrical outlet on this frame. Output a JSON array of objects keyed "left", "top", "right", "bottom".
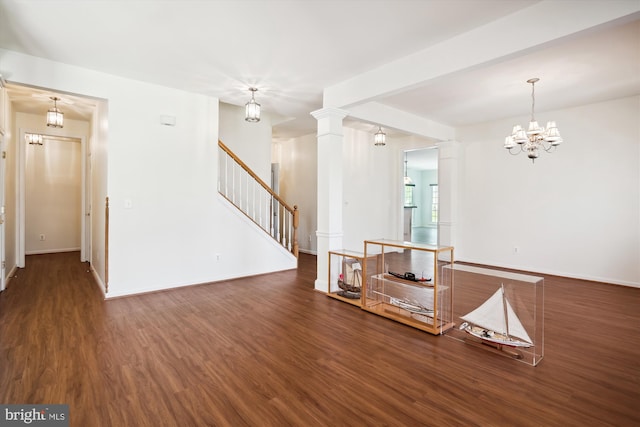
[
  {"left": 39, "top": 234, "right": 45, "bottom": 241},
  {"left": 215, "top": 253, "right": 221, "bottom": 261}
]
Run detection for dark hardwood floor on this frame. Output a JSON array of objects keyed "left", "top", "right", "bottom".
[{"left": 0, "top": 251, "right": 638, "bottom": 426}]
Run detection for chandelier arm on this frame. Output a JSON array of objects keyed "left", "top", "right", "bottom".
[{"left": 507, "top": 146, "right": 523, "bottom": 156}]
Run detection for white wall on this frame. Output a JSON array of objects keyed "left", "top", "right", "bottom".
[
  {"left": 342, "top": 127, "right": 401, "bottom": 250},
  {"left": 275, "top": 133, "right": 318, "bottom": 254},
  {"left": 278, "top": 128, "right": 436, "bottom": 256},
  {"left": 2, "top": 49, "right": 296, "bottom": 297},
  {"left": 219, "top": 102, "right": 273, "bottom": 184},
  {"left": 274, "top": 96, "right": 639, "bottom": 288},
  {"left": 279, "top": 126, "right": 405, "bottom": 254},
  {"left": 27, "top": 138, "right": 80, "bottom": 253},
  {"left": 456, "top": 96, "right": 640, "bottom": 287},
  {"left": 25, "top": 136, "right": 81, "bottom": 254}
]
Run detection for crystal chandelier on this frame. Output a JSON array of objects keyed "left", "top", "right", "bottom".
[
  {"left": 504, "top": 78, "right": 562, "bottom": 162},
  {"left": 374, "top": 126, "right": 386, "bottom": 146},
  {"left": 46, "top": 96, "right": 64, "bottom": 128},
  {"left": 245, "top": 88, "right": 261, "bottom": 123}
]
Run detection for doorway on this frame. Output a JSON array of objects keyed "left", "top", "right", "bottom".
[
  {"left": 18, "top": 131, "right": 90, "bottom": 267},
  {"left": 2, "top": 82, "right": 101, "bottom": 290},
  {"left": 0, "top": 132, "right": 5, "bottom": 291},
  {"left": 404, "top": 148, "right": 438, "bottom": 245}
]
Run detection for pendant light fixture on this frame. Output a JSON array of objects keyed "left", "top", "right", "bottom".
[
  {"left": 25, "top": 133, "right": 43, "bottom": 145},
  {"left": 404, "top": 152, "right": 414, "bottom": 186},
  {"left": 504, "top": 78, "right": 562, "bottom": 162},
  {"left": 245, "top": 88, "right": 261, "bottom": 123},
  {"left": 46, "top": 96, "right": 64, "bottom": 128},
  {"left": 374, "top": 126, "right": 386, "bottom": 146}
]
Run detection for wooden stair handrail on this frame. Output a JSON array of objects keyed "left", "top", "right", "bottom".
[
  {"left": 218, "top": 140, "right": 295, "bottom": 215},
  {"left": 218, "top": 140, "right": 299, "bottom": 257}
]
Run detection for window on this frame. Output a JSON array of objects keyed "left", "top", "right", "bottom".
[
  {"left": 431, "top": 184, "right": 438, "bottom": 223},
  {"left": 404, "top": 185, "right": 414, "bottom": 206}
]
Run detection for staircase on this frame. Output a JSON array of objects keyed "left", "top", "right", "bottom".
[{"left": 218, "top": 140, "right": 298, "bottom": 257}]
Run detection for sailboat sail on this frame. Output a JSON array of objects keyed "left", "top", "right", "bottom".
[{"left": 460, "top": 286, "right": 533, "bottom": 344}]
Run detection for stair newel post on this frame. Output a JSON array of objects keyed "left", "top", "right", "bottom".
[
  {"left": 293, "top": 205, "right": 299, "bottom": 258},
  {"left": 105, "top": 196, "right": 109, "bottom": 294}
]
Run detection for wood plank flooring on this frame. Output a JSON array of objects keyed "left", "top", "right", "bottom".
[{"left": 0, "top": 251, "right": 639, "bottom": 426}]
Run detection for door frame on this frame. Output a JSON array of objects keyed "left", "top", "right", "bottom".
[
  {"left": 401, "top": 147, "right": 439, "bottom": 245},
  {"left": 17, "top": 129, "right": 90, "bottom": 266},
  {"left": 0, "top": 131, "right": 5, "bottom": 291}
]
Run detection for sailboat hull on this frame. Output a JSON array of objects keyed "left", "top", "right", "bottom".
[{"left": 461, "top": 323, "right": 533, "bottom": 348}]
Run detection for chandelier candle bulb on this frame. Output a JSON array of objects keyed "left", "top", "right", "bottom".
[
  {"left": 504, "top": 136, "right": 515, "bottom": 149},
  {"left": 544, "top": 121, "right": 562, "bottom": 144},
  {"left": 527, "top": 121, "right": 542, "bottom": 135}
]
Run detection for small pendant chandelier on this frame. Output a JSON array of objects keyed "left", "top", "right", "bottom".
[
  {"left": 245, "top": 88, "right": 261, "bottom": 123},
  {"left": 404, "top": 152, "right": 414, "bottom": 186},
  {"left": 374, "top": 126, "right": 386, "bottom": 146},
  {"left": 25, "top": 133, "right": 43, "bottom": 145},
  {"left": 46, "top": 96, "right": 64, "bottom": 128},
  {"left": 504, "top": 78, "right": 562, "bottom": 162}
]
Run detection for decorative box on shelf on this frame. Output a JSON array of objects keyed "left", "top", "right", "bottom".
[
  {"left": 362, "top": 239, "right": 454, "bottom": 335},
  {"left": 327, "top": 249, "right": 370, "bottom": 307},
  {"left": 442, "top": 264, "right": 544, "bottom": 366}
]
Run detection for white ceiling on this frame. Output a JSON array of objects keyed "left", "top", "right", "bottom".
[
  {"left": 1, "top": 0, "right": 639, "bottom": 147},
  {"left": 381, "top": 17, "right": 640, "bottom": 127}
]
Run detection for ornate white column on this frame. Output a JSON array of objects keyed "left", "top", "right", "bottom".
[
  {"left": 436, "top": 140, "right": 460, "bottom": 249},
  {"left": 311, "top": 107, "right": 348, "bottom": 292}
]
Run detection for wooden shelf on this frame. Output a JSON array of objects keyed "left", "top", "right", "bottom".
[
  {"left": 327, "top": 241, "right": 454, "bottom": 336},
  {"left": 361, "top": 299, "right": 453, "bottom": 332},
  {"left": 327, "top": 291, "right": 361, "bottom": 307},
  {"left": 363, "top": 240, "right": 454, "bottom": 335},
  {"left": 327, "top": 249, "right": 368, "bottom": 308},
  {"left": 381, "top": 273, "right": 434, "bottom": 287}
]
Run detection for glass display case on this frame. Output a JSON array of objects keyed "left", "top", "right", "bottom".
[
  {"left": 362, "top": 239, "right": 454, "bottom": 335},
  {"left": 327, "top": 249, "right": 369, "bottom": 307},
  {"left": 443, "top": 264, "right": 544, "bottom": 366}
]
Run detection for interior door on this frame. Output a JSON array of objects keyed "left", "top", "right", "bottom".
[
  {"left": 0, "top": 80, "right": 5, "bottom": 290},
  {"left": 0, "top": 134, "right": 5, "bottom": 291},
  {"left": 81, "top": 137, "right": 91, "bottom": 262}
]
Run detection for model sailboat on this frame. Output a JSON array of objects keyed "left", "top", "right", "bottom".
[{"left": 459, "top": 284, "right": 533, "bottom": 348}]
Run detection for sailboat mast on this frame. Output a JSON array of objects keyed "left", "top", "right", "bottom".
[{"left": 501, "top": 284, "right": 510, "bottom": 339}]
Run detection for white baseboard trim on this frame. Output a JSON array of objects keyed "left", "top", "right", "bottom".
[
  {"left": 89, "top": 265, "right": 107, "bottom": 298},
  {"left": 26, "top": 247, "right": 81, "bottom": 255},
  {"left": 2, "top": 265, "right": 18, "bottom": 291},
  {"left": 456, "top": 257, "right": 639, "bottom": 288}
]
